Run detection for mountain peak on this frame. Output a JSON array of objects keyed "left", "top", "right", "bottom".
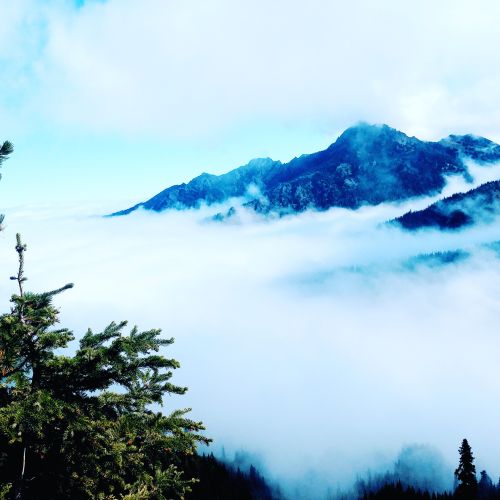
[
  {"left": 439, "top": 134, "right": 500, "bottom": 162},
  {"left": 111, "top": 124, "right": 500, "bottom": 217},
  {"left": 245, "top": 157, "right": 276, "bottom": 168},
  {"left": 331, "top": 122, "right": 416, "bottom": 152}
]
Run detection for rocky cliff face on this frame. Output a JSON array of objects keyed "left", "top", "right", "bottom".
[{"left": 112, "top": 123, "right": 500, "bottom": 217}]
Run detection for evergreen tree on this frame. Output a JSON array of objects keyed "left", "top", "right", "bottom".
[
  {"left": 0, "top": 140, "right": 13, "bottom": 170},
  {"left": 0, "top": 140, "right": 14, "bottom": 230},
  {"left": 478, "top": 470, "right": 495, "bottom": 499},
  {"left": 454, "top": 439, "right": 478, "bottom": 498},
  {"left": 0, "top": 235, "right": 209, "bottom": 499},
  {"left": 180, "top": 454, "right": 280, "bottom": 499}
]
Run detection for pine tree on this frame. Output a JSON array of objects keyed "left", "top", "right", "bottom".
[
  {"left": 478, "top": 470, "right": 494, "bottom": 499},
  {"left": 0, "top": 140, "right": 14, "bottom": 230},
  {"left": 454, "top": 438, "right": 478, "bottom": 498},
  {"left": 0, "top": 235, "right": 210, "bottom": 499},
  {"left": 0, "top": 140, "right": 13, "bottom": 171}
]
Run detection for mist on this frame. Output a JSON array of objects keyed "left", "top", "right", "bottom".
[{"left": 1, "top": 174, "right": 500, "bottom": 497}]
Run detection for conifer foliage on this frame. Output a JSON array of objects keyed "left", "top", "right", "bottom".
[
  {"left": 0, "top": 235, "right": 209, "bottom": 499},
  {"left": 454, "top": 438, "right": 478, "bottom": 498},
  {"left": 0, "top": 140, "right": 13, "bottom": 171},
  {"left": 0, "top": 140, "right": 13, "bottom": 230}
]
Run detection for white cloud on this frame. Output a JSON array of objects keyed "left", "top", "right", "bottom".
[
  {"left": 2, "top": 0, "right": 500, "bottom": 141},
  {"left": 1, "top": 188, "right": 500, "bottom": 495}
]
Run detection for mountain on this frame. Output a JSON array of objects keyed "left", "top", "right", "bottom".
[
  {"left": 111, "top": 123, "right": 500, "bottom": 217},
  {"left": 391, "top": 180, "right": 500, "bottom": 230}
]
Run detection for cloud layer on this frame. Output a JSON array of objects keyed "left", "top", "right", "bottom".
[
  {"left": 1, "top": 180, "right": 500, "bottom": 496},
  {"left": 2, "top": 0, "right": 500, "bottom": 142}
]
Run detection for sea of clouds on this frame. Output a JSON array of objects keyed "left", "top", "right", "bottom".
[{"left": 1, "top": 164, "right": 500, "bottom": 498}]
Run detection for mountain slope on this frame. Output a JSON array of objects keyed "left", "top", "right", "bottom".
[
  {"left": 392, "top": 180, "right": 500, "bottom": 230},
  {"left": 112, "top": 124, "right": 500, "bottom": 216}
]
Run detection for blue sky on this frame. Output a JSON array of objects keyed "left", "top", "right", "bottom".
[{"left": 1, "top": 0, "right": 500, "bottom": 208}]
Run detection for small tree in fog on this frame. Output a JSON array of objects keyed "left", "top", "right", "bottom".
[
  {"left": 454, "top": 438, "right": 477, "bottom": 498},
  {"left": 478, "top": 470, "right": 495, "bottom": 499}
]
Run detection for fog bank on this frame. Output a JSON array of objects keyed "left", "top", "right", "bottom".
[{"left": 1, "top": 188, "right": 499, "bottom": 497}]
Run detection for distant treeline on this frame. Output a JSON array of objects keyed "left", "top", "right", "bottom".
[
  {"left": 184, "top": 439, "right": 498, "bottom": 500},
  {"left": 181, "top": 453, "right": 281, "bottom": 499},
  {"left": 356, "top": 439, "right": 498, "bottom": 500},
  {"left": 359, "top": 478, "right": 499, "bottom": 500},
  {"left": 392, "top": 180, "right": 500, "bottom": 231}
]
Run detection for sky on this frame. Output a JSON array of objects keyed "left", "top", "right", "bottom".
[
  {"left": 2, "top": 2, "right": 500, "bottom": 496},
  {"left": 1, "top": 0, "right": 500, "bottom": 208}
]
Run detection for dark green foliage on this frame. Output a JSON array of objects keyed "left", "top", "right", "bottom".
[
  {"left": 181, "top": 454, "right": 280, "bottom": 500},
  {"left": 455, "top": 439, "right": 478, "bottom": 498},
  {"left": 0, "top": 140, "right": 13, "bottom": 229},
  {"left": 0, "top": 235, "right": 210, "bottom": 499},
  {"left": 0, "top": 141, "right": 13, "bottom": 168},
  {"left": 359, "top": 481, "right": 453, "bottom": 499},
  {"left": 358, "top": 477, "right": 500, "bottom": 500}
]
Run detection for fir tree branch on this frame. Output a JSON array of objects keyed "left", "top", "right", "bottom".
[{"left": 11, "top": 234, "right": 27, "bottom": 299}]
